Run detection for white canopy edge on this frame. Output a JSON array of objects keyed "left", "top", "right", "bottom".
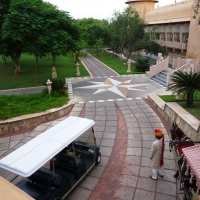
[{"left": 0, "top": 116, "right": 95, "bottom": 177}]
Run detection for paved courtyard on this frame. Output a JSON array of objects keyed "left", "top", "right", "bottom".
[
  {"left": 67, "top": 75, "right": 169, "bottom": 103},
  {"left": 0, "top": 55, "right": 184, "bottom": 199}
]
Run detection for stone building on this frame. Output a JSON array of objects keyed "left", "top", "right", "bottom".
[{"left": 125, "top": 0, "right": 200, "bottom": 59}]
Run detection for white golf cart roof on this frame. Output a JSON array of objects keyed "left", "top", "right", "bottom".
[{"left": 0, "top": 116, "right": 95, "bottom": 177}]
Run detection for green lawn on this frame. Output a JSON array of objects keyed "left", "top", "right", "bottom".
[
  {"left": 87, "top": 50, "right": 144, "bottom": 75},
  {"left": 0, "top": 54, "right": 89, "bottom": 90},
  {"left": 159, "top": 94, "right": 200, "bottom": 120},
  {"left": 0, "top": 92, "right": 70, "bottom": 120}
]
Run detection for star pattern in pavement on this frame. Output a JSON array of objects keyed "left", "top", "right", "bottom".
[{"left": 74, "top": 77, "right": 149, "bottom": 98}]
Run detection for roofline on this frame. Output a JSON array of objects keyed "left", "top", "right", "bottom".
[{"left": 125, "top": 0, "right": 159, "bottom": 4}]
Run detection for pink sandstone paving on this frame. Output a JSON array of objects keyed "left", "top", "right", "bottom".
[
  {"left": 0, "top": 98, "right": 184, "bottom": 199},
  {"left": 88, "top": 105, "right": 128, "bottom": 200}
]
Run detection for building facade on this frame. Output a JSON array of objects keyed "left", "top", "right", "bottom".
[{"left": 125, "top": 0, "right": 200, "bottom": 59}]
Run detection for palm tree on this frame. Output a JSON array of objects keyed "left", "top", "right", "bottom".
[
  {"left": 134, "top": 58, "right": 150, "bottom": 72},
  {"left": 168, "top": 71, "right": 200, "bottom": 107}
]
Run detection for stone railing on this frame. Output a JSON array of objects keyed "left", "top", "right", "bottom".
[
  {"left": 166, "top": 64, "right": 187, "bottom": 86},
  {"left": 0, "top": 101, "right": 74, "bottom": 135},
  {"left": 147, "top": 57, "right": 169, "bottom": 78},
  {"left": 148, "top": 93, "right": 200, "bottom": 142},
  {"left": 157, "top": 40, "right": 187, "bottom": 50}
]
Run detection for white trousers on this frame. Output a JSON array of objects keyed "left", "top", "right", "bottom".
[{"left": 152, "top": 166, "right": 164, "bottom": 179}]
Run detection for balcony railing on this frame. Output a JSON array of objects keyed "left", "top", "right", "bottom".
[{"left": 156, "top": 40, "right": 187, "bottom": 50}]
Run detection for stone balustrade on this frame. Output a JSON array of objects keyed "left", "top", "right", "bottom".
[
  {"left": 148, "top": 93, "right": 200, "bottom": 142},
  {"left": 0, "top": 101, "right": 74, "bottom": 135},
  {"left": 157, "top": 40, "right": 187, "bottom": 50}
]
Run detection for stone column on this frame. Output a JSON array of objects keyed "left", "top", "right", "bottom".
[
  {"left": 52, "top": 67, "right": 57, "bottom": 79},
  {"left": 127, "top": 60, "right": 131, "bottom": 73},
  {"left": 76, "top": 62, "right": 80, "bottom": 76},
  {"left": 46, "top": 79, "right": 52, "bottom": 94}
]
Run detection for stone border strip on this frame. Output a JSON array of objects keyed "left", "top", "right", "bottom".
[
  {"left": 74, "top": 97, "right": 145, "bottom": 104},
  {"left": 0, "top": 101, "right": 74, "bottom": 135},
  {"left": 148, "top": 93, "right": 200, "bottom": 141}
]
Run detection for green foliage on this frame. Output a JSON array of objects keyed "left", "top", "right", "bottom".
[
  {"left": 168, "top": 71, "right": 200, "bottom": 107},
  {"left": 134, "top": 58, "right": 150, "bottom": 72},
  {"left": 51, "top": 79, "right": 65, "bottom": 90},
  {"left": 1, "top": 0, "right": 81, "bottom": 71},
  {"left": 145, "top": 40, "right": 168, "bottom": 57},
  {"left": 77, "top": 18, "right": 109, "bottom": 48},
  {"left": 109, "top": 7, "right": 167, "bottom": 59},
  {"left": 51, "top": 89, "right": 68, "bottom": 97},
  {"left": 0, "top": 92, "right": 69, "bottom": 120}
]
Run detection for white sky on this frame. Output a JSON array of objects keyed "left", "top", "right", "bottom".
[{"left": 45, "top": 0, "right": 183, "bottom": 20}]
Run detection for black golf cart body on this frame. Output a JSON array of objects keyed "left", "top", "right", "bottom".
[{"left": 0, "top": 116, "right": 101, "bottom": 200}]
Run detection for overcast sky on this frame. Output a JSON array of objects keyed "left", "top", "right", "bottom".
[{"left": 45, "top": 0, "right": 182, "bottom": 20}]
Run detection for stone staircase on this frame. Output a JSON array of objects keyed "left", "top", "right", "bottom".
[{"left": 151, "top": 70, "right": 168, "bottom": 87}]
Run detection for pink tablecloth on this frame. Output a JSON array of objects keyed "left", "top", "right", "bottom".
[{"left": 183, "top": 145, "right": 200, "bottom": 189}]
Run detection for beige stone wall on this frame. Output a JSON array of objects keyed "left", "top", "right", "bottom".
[
  {"left": 186, "top": 0, "right": 200, "bottom": 59},
  {"left": 148, "top": 94, "right": 200, "bottom": 142},
  {"left": 145, "top": 1, "right": 192, "bottom": 24},
  {"left": 128, "top": 2, "right": 156, "bottom": 19}
]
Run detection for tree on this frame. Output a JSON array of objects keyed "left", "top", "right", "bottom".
[
  {"left": 1, "top": 0, "right": 80, "bottom": 83},
  {"left": 0, "top": 0, "right": 11, "bottom": 65},
  {"left": 109, "top": 7, "right": 167, "bottom": 61},
  {"left": 168, "top": 71, "right": 200, "bottom": 107},
  {"left": 77, "top": 18, "right": 109, "bottom": 55}
]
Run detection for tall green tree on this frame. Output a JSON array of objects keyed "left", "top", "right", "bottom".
[
  {"left": 77, "top": 18, "right": 109, "bottom": 55},
  {"left": 1, "top": 0, "right": 80, "bottom": 83},
  {"left": 109, "top": 7, "right": 167, "bottom": 60},
  {"left": 0, "top": 0, "right": 11, "bottom": 65},
  {"left": 168, "top": 71, "right": 200, "bottom": 107}
]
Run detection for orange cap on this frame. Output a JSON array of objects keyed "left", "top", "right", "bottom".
[{"left": 154, "top": 129, "right": 164, "bottom": 137}]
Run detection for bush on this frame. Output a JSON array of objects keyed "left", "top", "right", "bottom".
[
  {"left": 51, "top": 79, "right": 66, "bottom": 90},
  {"left": 134, "top": 58, "right": 150, "bottom": 72},
  {"left": 51, "top": 89, "right": 68, "bottom": 97}
]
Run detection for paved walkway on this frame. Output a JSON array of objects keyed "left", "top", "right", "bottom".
[{"left": 0, "top": 55, "right": 183, "bottom": 199}]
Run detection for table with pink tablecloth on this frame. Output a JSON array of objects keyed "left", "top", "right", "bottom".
[{"left": 183, "top": 145, "right": 200, "bottom": 189}]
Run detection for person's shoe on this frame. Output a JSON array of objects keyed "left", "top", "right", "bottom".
[
  {"left": 149, "top": 175, "right": 157, "bottom": 180},
  {"left": 158, "top": 173, "right": 164, "bottom": 178}
]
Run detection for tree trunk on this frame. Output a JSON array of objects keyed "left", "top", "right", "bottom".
[
  {"left": 52, "top": 55, "right": 56, "bottom": 66},
  {"left": 187, "top": 90, "right": 194, "bottom": 107},
  {"left": 2, "top": 55, "right": 7, "bottom": 66},
  {"left": 10, "top": 52, "right": 21, "bottom": 71},
  {"left": 48, "top": 53, "right": 51, "bottom": 60},
  {"left": 96, "top": 44, "right": 99, "bottom": 56},
  {"left": 35, "top": 56, "right": 38, "bottom": 84}
]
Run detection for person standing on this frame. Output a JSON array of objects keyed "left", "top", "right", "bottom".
[{"left": 149, "top": 129, "right": 165, "bottom": 180}]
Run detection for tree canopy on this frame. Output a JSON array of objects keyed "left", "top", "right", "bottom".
[
  {"left": 1, "top": 0, "right": 81, "bottom": 72},
  {"left": 109, "top": 7, "right": 167, "bottom": 60}
]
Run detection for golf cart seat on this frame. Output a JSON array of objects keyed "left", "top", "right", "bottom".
[
  {"left": 17, "top": 171, "right": 55, "bottom": 200},
  {"left": 52, "top": 153, "right": 86, "bottom": 180}
]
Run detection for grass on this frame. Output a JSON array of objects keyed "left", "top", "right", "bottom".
[
  {"left": 87, "top": 49, "right": 144, "bottom": 75},
  {"left": 0, "top": 92, "right": 70, "bottom": 120},
  {"left": 159, "top": 93, "right": 200, "bottom": 120},
  {"left": 0, "top": 53, "right": 90, "bottom": 90}
]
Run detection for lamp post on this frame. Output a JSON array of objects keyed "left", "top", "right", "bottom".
[
  {"left": 46, "top": 79, "right": 52, "bottom": 94},
  {"left": 76, "top": 62, "right": 80, "bottom": 77}
]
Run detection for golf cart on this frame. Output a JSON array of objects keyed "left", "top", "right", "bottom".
[{"left": 0, "top": 116, "right": 101, "bottom": 200}]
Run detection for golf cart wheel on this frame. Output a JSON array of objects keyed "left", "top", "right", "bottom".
[{"left": 95, "top": 152, "right": 101, "bottom": 165}]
